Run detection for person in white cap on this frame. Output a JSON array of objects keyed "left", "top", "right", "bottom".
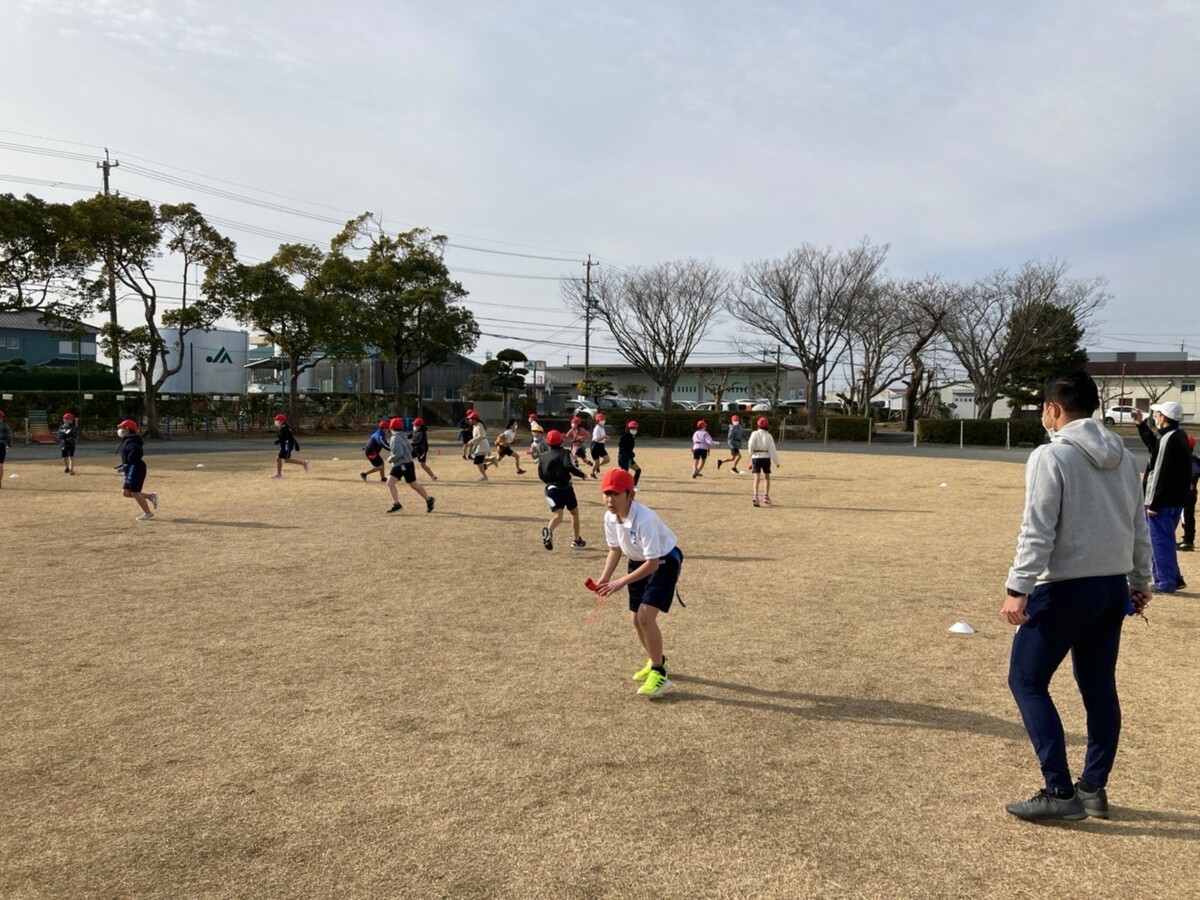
[{"left": 1132, "top": 400, "right": 1191, "bottom": 592}]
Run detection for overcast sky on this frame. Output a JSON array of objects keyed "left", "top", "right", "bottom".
[{"left": 3, "top": 0, "right": 1198, "bottom": 372}]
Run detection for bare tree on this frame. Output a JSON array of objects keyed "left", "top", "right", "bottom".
[
  {"left": 695, "top": 366, "right": 743, "bottom": 411},
  {"left": 842, "top": 280, "right": 915, "bottom": 418},
  {"left": 1136, "top": 376, "right": 1174, "bottom": 405},
  {"left": 942, "top": 259, "right": 1109, "bottom": 419},
  {"left": 731, "top": 240, "right": 889, "bottom": 429},
  {"left": 566, "top": 260, "right": 728, "bottom": 409},
  {"left": 893, "top": 276, "right": 955, "bottom": 432}
]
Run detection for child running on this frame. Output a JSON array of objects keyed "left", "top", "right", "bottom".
[
  {"left": 717, "top": 414, "right": 745, "bottom": 474},
  {"left": 464, "top": 411, "right": 491, "bottom": 481},
  {"left": 0, "top": 410, "right": 12, "bottom": 487},
  {"left": 690, "top": 419, "right": 720, "bottom": 478},
  {"left": 410, "top": 417, "right": 438, "bottom": 482},
  {"left": 490, "top": 418, "right": 527, "bottom": 475},
  {"left": 270, "top": 413, "right": 309, "bottom": 478},
  {"left": 747, "top": 416, "right": 781, "bottom": 507},
  {"left": 564, "top": 416, "right": 590, "bottom": 467},
  {"left": 115, "top": 418, "right": 158, "bottom": 521},
  {"left": 360, "top": 419, "right": 390, "bottom": 482},
  {"left": 617, "top": 419, "right": 642, "bottom": 488},
  {"left": 385, "top": 417, "right": 435, "bottom": 514},
  {"left": 590, "top": 413, "right": 610, "bottom": 479},
  {"left": 593, "top": 467, "right": 684, "bottom": 698},
  {"left": 58, "top": 411, "right": 79, "bottom": 475},
  {"left": 528, "top": 421, "right": 549, "bottom": 462},
  {"left": 538, "top": 429, "right": 589, "bottom": 551},
  {"left": 457, "top": 414, "right": 473, "bottom": 459}
]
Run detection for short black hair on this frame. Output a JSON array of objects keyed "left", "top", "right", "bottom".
[{"left": 1043, "top": 372, "right": 1100, "bottom": 416}]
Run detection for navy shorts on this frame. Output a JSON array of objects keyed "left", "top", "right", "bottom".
[
  {"left": 618, "top": 453, "right": 636, "bottom": 470},
  {"left": 365, "top": 451, "right": 383, "bottom": 467},
  {"left": 0, "top": 445, "right": 7, "bottom": 463},
  {"left": 414, "top": 446, "right": 429, "bottom": 463},
  {"left": 692, "top": 448, "right": 709, "bottom": 460},
  {"left": 389, "top": 462, "right": 416, "bottom": 483},
  {"left": 751, "top": 459, "right": 771, "bottom": 474},
  {"left": 123, "top": 460, "right": 147, "bottom": 493},
  {"left": 574, "top": 446, "right": 588, "bottom": 460},
  {"left": 627, "top": 547, "right": 683, "bottom": 613},
  {"left": 545, "top": 482, "right": 578, "bottom": 512},
  {"left": 728, "top": 442, "right": 741, "bottom": 454},
  {"left": 591, "top": 442, "right": 607, "bottom": 460},
  {"left": 472, "top": 454, "right": 487, "bottom": 466},
  {"left": 498, "top": 445, "right": 515, "bottom": 458},
  {"left": 61, "top": 444, "right": 76, "bottom": 458}
]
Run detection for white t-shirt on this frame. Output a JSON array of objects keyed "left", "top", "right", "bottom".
[
  {"left": 499, "top": 427, "right": 515, "bottom": 446},
  {"left": 592, "top": 423, "right": 607, "bottom": 443},
  {"left": 604, "top": 501, "right": 677, "bottom": 562}
]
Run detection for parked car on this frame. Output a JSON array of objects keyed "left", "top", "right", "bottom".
[
  {"left": 1103, "top": 405, "right": 1141, "bottom": 425},
  {"left": 674, "top": 400, "right": 699, "bottom": 410}
]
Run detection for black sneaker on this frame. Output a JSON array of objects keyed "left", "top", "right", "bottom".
[
  {"left": 1074, "top": 782, "right": 1109, "bottom": 819},
  {"left": 386, "top": 502, "right": 403, "bottom": 514},
  {"left": 360, "top": 472, "right": 368, "bottom": 482},
  {"left": 1178, "top": 578, "right": 1187, "bottom": 590},
  {"left": 426, "top": 496, "right": 435, "bottom": 513},
  {"left": 542, "top": 527, "right": 553, "bottom": 551},
  {"left": 1178, "top": 541, "right": 1194, "bottom": 551},
  {"left": 716, "top": 459, "right": 724, "bottom": 470},
  {"left": 571, "top": 538, "right": 586, "bottom": 550},
  {"left": 691, "top": 470, "right": 699, "bottom": 479},
  {"left": 1004, "top": 789, "right": 1086, "bottom": 821}
]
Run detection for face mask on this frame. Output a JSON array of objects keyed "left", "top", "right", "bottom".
[
  {"left": 630, "top": 430, "right": 638, "bottom": 436},
  {"left": 117, "top": 428, "right": 127, "bottom": 437}
]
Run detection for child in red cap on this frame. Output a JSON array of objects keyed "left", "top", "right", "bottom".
[
  {"left": 385, "top": 417, "right": 435, "bottom": 514},
  {"left": 537, "top": 428, "right": 588, "bottom": 550},
  {"left": 564, "top": 416, "right": 590, "bottom": 466},
  {"left": 361, "top": 420, "right": 390, "bottom": 483},
  {"left": 0, "top": 410, "right": 12, "bottom": 486},
  {"left": 57, "top": 411, "right": 79, "bottom": 474},
  {"left": 464, "top": 410, "right": 491, "bottom": 481},
  {"left": 270, "top": 413, "right": 309, "bottom": 479},
  {"left": 593, "top": 467, "right": 684, "bottom": 698},
  {"left": 747, "top": 416, "right": 781, "bottom": 506},
  {"left": 410, "top": 417, "right": 438, "bottom": 482},
  {"left": 116, "top": 419, "right": 158, "bottom": 521},
  {"left": 690, "top": 419, "right": 720, "bottom": 479}
]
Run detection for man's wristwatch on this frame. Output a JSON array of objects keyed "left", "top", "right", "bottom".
[{"left": 1006, "top": 587, "right": 1025, "bottom": 597}]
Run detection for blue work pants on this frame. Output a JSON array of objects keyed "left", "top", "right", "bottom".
[{"left": 1147, "top": 506, "right": 1183, "bottom": 590}]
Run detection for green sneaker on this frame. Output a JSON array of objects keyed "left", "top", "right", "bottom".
[
  {"left": 637, "top": 669, "right": 673, "bottom": 697},
  {"left": 632, "top": 658, "right": 669, "bottom": 682}
]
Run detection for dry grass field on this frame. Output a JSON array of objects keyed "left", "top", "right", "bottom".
[{"left": 2, "top": 437, "right": 1198, "bottom": 898}]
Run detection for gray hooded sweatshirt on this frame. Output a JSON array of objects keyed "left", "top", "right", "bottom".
[{"left": 1007, "top": 417, "right": 1152, "bottom": 595}]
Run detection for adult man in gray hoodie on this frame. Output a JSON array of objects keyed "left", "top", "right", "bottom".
[{"left": 1002, "top": 372, "right": 1153, "bottom": 822}]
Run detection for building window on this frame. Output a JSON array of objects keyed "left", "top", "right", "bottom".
[
  {"left": 1182, "top": 382, "right": 1196, "bottom": 393},
  {"left": 5, "top": 338, "right": 19, "bottom": 350},
  {"left": 444, "top": 385, "right": 458, "bottom": 400},
  {"left": 423, "top": 385, "right": 433, "bottom": 400}
]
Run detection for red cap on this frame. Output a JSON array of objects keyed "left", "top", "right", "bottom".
[
  {"left": 63, "top": 412, "right": 75, "bottom": 420},
  {"left": 117, "top": 418, "right": 138, "bottom": 432},
  {"left": 466, "top": 410, "right": 479, "bottom": 420},
  {"left": 546, "top": 429, "right": 564, "bottom": 446},
  {"left": 600, "top": 468, "right": 636, "bottom": 494},
  {"left": 413, "top": 417, "right": 425, "bottom": 427},
  {"left": 1190, "top": 435, "right": 1197, "bottom": 451},
  {"left": 571, "top": 416, "right": 582, "bottom": 426},
  {"left": 527, "top": 413, "right": 538, "bottom": 420},
  {"left": 696, "top": 420, "right": 706, "bottom": 429},
  {"left": 378, "top": 420, "right": 389, "bottom": 429},
  {"left": 0, "top": 410, "right": 5, "bottom": 418},
  {"left": 595, "top": 413, "right": 605, "bottom": 422},
  {"left": 757, "top": 417, "right": 769, "bottom": 429},
  {"left": 274, "top": 414, "right": 287, "bottom": 423},
  {"left": 731, "top": 415, "right": 740, "bottom": 422},
  {"left": 389, "top": 417, "right": 405, "bottom": 430},
  {"left": 627, "top": 420, "right": 639, "bottom": 429}
]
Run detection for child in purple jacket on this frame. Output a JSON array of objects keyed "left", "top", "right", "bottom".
[{"left": 690, "top": 420, "right": 720, "bottom": 479}]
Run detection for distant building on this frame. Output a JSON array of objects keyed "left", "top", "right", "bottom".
[
  {"left": 1086, "top": 352, "right": 1199, "bottom": 422},
  {"left": 0, "top": 309, "right": 100, "bottom": 368},
  {"left": 542, "top": 361, "right": 807, "bottom": 405}
]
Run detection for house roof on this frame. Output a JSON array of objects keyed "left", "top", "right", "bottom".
[
  {"left": 0, "top": 309, "right": 101, "bottom": 335},
  {"left": 1086, "top": 361, "right": 1200, "bottom": 378}
]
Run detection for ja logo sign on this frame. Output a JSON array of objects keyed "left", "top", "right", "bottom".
[{"left": 206, "top": 347, "right": 233, "bottom": 364}]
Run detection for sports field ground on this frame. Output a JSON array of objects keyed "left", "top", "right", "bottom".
[{"left": 2, "top": 439, "right": 1197, "bottom": 898}]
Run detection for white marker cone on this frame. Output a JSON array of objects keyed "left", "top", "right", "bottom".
[
  {"left": 948, "top": 621, "right": 975, "bottom": 634},
  {"left": 332, "top": 457, "right": 340, "bottom": 461},
  {"left": 8, "top": 473, "right": 18, "bottom": 479},
  {"left": 196, "top": 463, "right": 205, "bottom": 468},
  {"left": 939, "top": 482, "right": 949, "bottom": 488}
]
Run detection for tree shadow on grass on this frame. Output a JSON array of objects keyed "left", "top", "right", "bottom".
[
  {"left": 667, "top": 673, "right": 1051, "bottom": 741},
  {"left": 435, "top": 511, "right": 546, "bottom": 524},
  {"left": 167, "top": 518, "right": 300, "bottom": 530}
]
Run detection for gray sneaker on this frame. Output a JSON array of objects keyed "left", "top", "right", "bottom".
[
  {"left": 1075, "top": 782, "right": 1109, "bottom": 819},
  {"left": 1004, "top": 789, "right": 1086, "bottom": 821}
]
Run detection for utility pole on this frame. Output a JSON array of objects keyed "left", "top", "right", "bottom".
[
  {"left": 582, "top": 255, "right": 597, "bottom": 400},
  {"left": 97, "top": 148, "right": 121, "bottom": 378},
  {"left": 774, "top": 345, "right": 782, "bottom": 409}
]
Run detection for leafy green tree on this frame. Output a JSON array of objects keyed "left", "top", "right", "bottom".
[
  {"left": 0, "top": 193, "right": 100, "bottom": 325},
  {"left": 578, "top": 368, "right": 614, "bottom": 402},
  {"left": 331, "top": 215, "right": 478, "bottom": 414},
  {"left": 620, "top": 382, "right": 647, "bottom": 403},
  {"left": 482, "top": 348, "right": 528, "bottom": 417},
  {"left": 999, "top": 302, "right": 1089, "bottom": 409},
  {"left": 72, "top": 196, "right": 234, "bottom": 436},
  {"left": 209, "top": 242, "right": 356, "bottom": 423}
]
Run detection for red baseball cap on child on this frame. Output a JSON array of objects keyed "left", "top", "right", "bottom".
[
  {"left": 413, "top": 417, "right": 425, "bottom": 427},
  {"left": 546, "top": 429, "right": 564, "bottom": 446},
  {"left": 757, "top": 417, "right": 769, "bottom": 428},
  {"left": 466, "top": 410, "right": 479, "bottom": 420},
  {"left": 0, "top": 410, "right": 5, "bottom": 418},
  {"left": 379, "top": 420, "right": 389, "bottom": 429},
  {"left": 63, "top": 412, "right": 75, "bottom": 420},
  {"left": 627, "top": 420, "right": 638, "bottom": 429},
  {"left": 600, "top": 468, "right": 636, "bottom": 494},
  {"left": 117, "top": 418, "right": 138, "bottom": 431},
  {"left": 274, "top": 414, "right": 287, "bottom": 423},
  {"left": 696, "top": 420, "right": 706, "bottom": 429},
  {"left": 731, "top": 415, "right": 740, "bottom": 423},
  {"left": 571, "top": 417, "right": 582, "bottom": 426},
  {"left": 528, "top": 413, "right": 538, "bottom": 420},
  {"left": 389, "top": 417, "right": 405, "bottom": 430}
]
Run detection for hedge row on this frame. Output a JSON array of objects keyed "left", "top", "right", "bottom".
[{"left": 918, "top": 417, "right": 1047, "bottom": 447}]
